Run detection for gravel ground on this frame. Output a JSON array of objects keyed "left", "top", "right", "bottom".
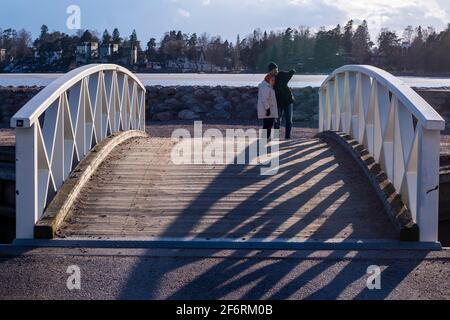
[
  {"left": 0, "top": 247, "right": 449, "bottom": 300},
  {"left": 1, "top": 122, "right": 449, "bottom": 300}
]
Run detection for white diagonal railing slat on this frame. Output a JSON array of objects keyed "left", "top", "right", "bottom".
[
  {"left": 11, "top": 64, "right": 146, "bottom": 239},
  {"left": 319, "top": 65, "right": 445, "bottom": 242}
]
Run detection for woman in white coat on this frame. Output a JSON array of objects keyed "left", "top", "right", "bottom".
[{"left": 258, "top": 74, "right": 279, "bottom": 139}]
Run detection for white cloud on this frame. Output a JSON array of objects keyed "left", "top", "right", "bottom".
[
  {"left": 159, "top": 0, "right": 450, "bottom": 42},
  {"left": 177, "top": 8, "right": 191, "bottom": 18},
  {"left": 219, "top": 0, "right": 450, "bottom": 38},
  {"left": 320, "top": 0, "right": 449, "bottom": 25}
]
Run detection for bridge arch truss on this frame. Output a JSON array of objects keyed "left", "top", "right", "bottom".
[
  {"left": 11, "top": 64, "right": 146, "bottom": 239},
  {"left": 319, "top": 65, "right": 445, "bottom": 242}
]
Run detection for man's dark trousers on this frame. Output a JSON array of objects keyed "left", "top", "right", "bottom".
[
  {"left": 274, "top": 69, "right": 296, "bottom": 139},
  {"left": 275, "top": 104, "right": 293, "bottom": 139}
]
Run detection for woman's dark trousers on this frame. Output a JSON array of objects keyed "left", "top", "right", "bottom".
[{"left": 263, "top": 118, "right": 275, "bottom": 139}]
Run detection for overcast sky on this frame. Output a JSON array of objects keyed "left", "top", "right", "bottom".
[{"left": 1, "top": 0, "right": 450, "bottom": 43}]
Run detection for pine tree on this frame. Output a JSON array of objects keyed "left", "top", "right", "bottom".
[
  {"left": 130, "top": 30, "right": 139, "bottom": 47},
  {"left": 112, "top": 28, "right": 122, "bottom": 45},
  {"left": 233, "top": 34, "right": 241, "bottom": 71},
  {"left": 40, "top": 25, "right": 49, "bottom": 40},
  {"left": 351, "top": 20, "right": 372, "bottom": 64},
  {"left": 377, "top": 28, "right": 400, "bottom": 70},
  {"left": 343, "top": 20, "right": 354, "bottom": 55},
  {"left": 102, "top": 29, "right": 111, "bottom": 45}
]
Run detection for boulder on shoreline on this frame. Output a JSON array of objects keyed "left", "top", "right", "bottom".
[
  {"left": 146, "top": 85, "right": 321, "bottom": 123},
  {"left": 178, "top": 109, "right": 200, "bottom": 120},
  {"left": 2, "top": 85, "right": 450, "bottom": 128}
]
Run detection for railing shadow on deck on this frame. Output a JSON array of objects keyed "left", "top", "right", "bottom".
[{"left": 118, "top": 135, "right": 425, "bottom": 300}]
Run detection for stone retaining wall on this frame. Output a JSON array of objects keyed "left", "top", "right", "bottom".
[
  {"left": 146, "top": 86, "right": 319, "bottom": 123},
  {"left": 0, "top": 85, "right": 449, "bottom": 129},
  {"left": 415, "top": 89, "right": 450, "bottom": 129},
  {"left": 0, "top": 86, "right": 43, "bottom": 127}
]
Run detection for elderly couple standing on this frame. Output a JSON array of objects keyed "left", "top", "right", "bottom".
[{"left": 257, "top": 62, "right": 295, "bottom": 140}]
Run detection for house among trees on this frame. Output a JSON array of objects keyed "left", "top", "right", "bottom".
[
  {"left": 3, "top": 22, "right": 450, "bottom": 74},
  {"left": 99, "top": 43, "right": 119, "bottom": 61},
  {"left": 0, "top": 49, "right": 6, "bottom": 62},
  {"left": 146, "top": 61, "right": 162, "bottom": 71},
  {"left": 400, "top": 41, "right": 411, "bottom": 57},
  {"left": 34, "top": 48, "right": 62, "bottom": 64},
  {"left": 130, "top": 45, "right": 138, "bottom": 65},
  {"left": 76, "top": 42, "right": 99, "bottom": 64},
  {"left": 112, "top": 45, "right": 139, "bottom": 66},
  {"left": 166, "top": 47, "right": 215, "bottom": 72},
  {"left": 196, "top": 48, "right": 215, "bottom": 72}
]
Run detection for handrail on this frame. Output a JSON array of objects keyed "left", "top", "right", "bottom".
[
  {"left": 12, "top": 64, "right": 146, "bottom": 239},
  {"left": 11, "top": 64, "right": 146, "bottom": 128},
  {"left": 321, "top": 65, "right": 445, "bottom": 130},
  {"left": 319, "top": 65, "right": 445, "bottom": 242}
]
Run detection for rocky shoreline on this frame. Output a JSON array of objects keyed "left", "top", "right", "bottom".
[
  {"left": 0, "top": 85, "right": 449, "bottom": 129},
  {"left": 146, "top": 86, "right": 319, "bottom": 123},
  {"left": 0, "top": 85, "right": 320, "bottom": 128},
  {"left": 0, "top": 86, "right": 43, "bottom": 127}
]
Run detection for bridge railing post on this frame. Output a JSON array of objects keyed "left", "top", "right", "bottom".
[
  {"left": 15, "top": 125, "right": 38, "bottom": 239},
  {"left": 319, "top": 89, "right": 324, "bottom": 132},
  {"left": 417, "top": 127, "right": 441, "bottom": 242}
]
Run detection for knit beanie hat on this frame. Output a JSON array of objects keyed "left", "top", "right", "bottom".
[{"left": 268, "top": 62, "right": 278, "bottom": 72}]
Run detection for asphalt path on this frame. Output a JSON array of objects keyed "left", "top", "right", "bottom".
[{"left": 0, "top": 246, "right": 449, "bottom": 300}]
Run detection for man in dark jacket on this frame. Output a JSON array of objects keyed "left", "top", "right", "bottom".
[{"left": 273, "top": 67, "right": 296, "bottom": 140}]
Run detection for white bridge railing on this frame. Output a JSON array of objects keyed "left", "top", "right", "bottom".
[
  {"left": 11, "top": 64, "right": 146, "bottom": 239},
  {"left": 319, "top": 65, "right": 445, "bottom": 242}
]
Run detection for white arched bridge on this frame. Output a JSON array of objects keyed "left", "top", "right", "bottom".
[{"left": 10, "top": 64, "right": 447, "bottom": 249}]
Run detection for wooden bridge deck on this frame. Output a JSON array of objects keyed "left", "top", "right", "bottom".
[{"left": 57, "top": 129, "right": 398, "bottom": 242}]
